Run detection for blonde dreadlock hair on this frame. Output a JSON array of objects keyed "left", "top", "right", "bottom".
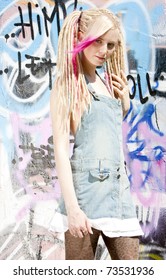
[{"left": 54, "top": 8, "right": 126, "bottom": 123}]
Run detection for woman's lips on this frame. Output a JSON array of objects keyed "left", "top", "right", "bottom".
[{"left": 95, "top": 56, "right": 105, "bottom": 61}]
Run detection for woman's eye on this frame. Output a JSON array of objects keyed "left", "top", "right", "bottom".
[
  {"left": 107, "top": 43, "right": 115, "bottom": 50},
  {"left": 95, "top": 39, "right": 102, "bottom": 44}
]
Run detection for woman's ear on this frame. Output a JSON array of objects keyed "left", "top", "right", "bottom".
[{"left": 78, "top": 31, "right": 84, "bottom": 42}]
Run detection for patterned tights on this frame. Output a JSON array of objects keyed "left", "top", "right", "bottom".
[{"left": 65, "top": 228, "right": 139, "bottom": 260}]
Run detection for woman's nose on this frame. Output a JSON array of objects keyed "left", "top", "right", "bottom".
[{"left": 99, "top": 43, "right": 108, "bottom": 54}]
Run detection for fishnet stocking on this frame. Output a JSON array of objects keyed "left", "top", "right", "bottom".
[{"left": 65, "top": 228, "right": 139, "bottom": 260}]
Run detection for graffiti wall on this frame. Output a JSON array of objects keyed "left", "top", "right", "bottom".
[{"left": 0, "top": 0, "right": 165, "bottom": 260}]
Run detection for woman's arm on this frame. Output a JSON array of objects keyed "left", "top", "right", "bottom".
[
  {"left": 50, "top": 88, "right": 92, "bottom": 238},
  {"left": 50, "top": 91, "right": 78, "bottom": 209}
]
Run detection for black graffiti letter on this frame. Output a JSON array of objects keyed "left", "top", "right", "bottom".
[
  {"left": 127, "top": 74, "right": 136, "bottom": 100},
  {"left": 137, "top": 74, "right": 148, "bottom": 104},
  {"left": 41, "top": 58, "right": 56, "bottom": 89},
  {"left": 25, "top": 54, "right": 40, "bottom": 75},
  {"left": 146, "top": 72, "right": 157, "bottom": 97},
  {"left": 15, "top": 2, "right": 34, "bottom": 40},
  {"left": 17, "top": 52, "right": 30, "bottom": 83},
  {"left": 42, "top": 0, "right": 67, "bottom": 36}
]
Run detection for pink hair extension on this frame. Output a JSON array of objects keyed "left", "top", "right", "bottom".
[
  {"left": 72, "top": 55, "right": 78, "bottom": 78},
  {"left": 72, "top": 36, "right": 97, "bottom": 55},
  {"left": 71, "top": 36, "right": 97, "bottom": 77},
  {"left": 104, "top": 71, "right": 111, "bottom": 92}
]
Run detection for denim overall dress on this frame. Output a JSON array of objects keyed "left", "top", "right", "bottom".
[{"left": 58, "top": 80, "right": 138, "bottom": 223}]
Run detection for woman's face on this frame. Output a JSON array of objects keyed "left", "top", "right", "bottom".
[{"left": 82, "top": 28, "right": 119, "bottom": 68}]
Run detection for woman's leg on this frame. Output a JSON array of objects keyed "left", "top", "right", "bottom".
[
  {"left": 65, "top": 228, "right": 101, "bottom": 260},
  {"left": 101, "top": 233, "right": 140, "bottom": 260}
]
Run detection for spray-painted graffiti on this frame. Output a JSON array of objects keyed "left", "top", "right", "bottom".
[
  {"left": 0, "top": 0, "right": 166, "bottom": 260},
  {"left": 17, "top": 51, "right": 56, "bottom": 89}
]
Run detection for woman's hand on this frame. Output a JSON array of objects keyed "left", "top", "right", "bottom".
[
  {"left": 67, "top": 206, "right": 93, "bottom": 238},
  {"left": 111, "top": 70, "right": 129, "bottom": 100},
  {"left": 111, "top": 70, "right": 130, "bottom": 116}
]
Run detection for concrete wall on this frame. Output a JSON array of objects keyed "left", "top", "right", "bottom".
[{"left": 0, "top": 0, "right": 166, "bottom": 259}]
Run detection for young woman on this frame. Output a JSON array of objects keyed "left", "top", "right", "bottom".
[{"left": 50, "top": 8, "right": 143, "bottom": 260}]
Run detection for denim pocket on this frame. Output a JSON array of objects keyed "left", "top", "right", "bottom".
[{"left": 89, "top": 169, "right": 110, "bottom": 182}]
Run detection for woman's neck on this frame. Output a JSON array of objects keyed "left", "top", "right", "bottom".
[
  {"left": 84, "top": 73, "right": 96, "bottom": 83},
  {"left": 83, "top": 68, "right": 97, "bottom": 83}
]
